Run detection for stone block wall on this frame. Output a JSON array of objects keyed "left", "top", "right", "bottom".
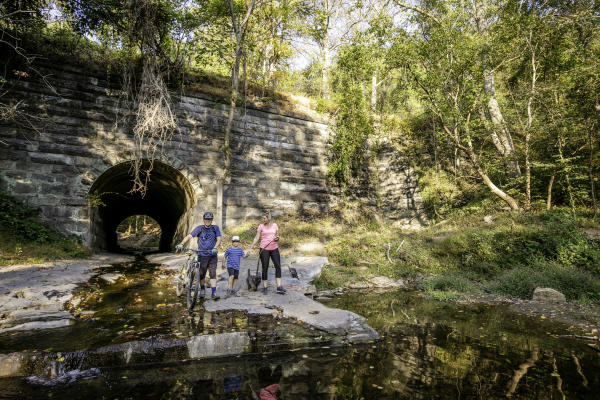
[
  {"left": 0, "top": 64, "right": 425, "bottom": 249},
  {"left": 0, "top": 64, "right": 333, "bottom": 248}
]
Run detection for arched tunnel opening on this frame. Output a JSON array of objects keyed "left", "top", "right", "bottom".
[
  {"left": 116, "top": 215, "right": 161, "bottom": 252},
  {"left": 89, "top": 160, "right": 196, "bottom": 252}
]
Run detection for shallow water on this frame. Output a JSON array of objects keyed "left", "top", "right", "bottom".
[{"left": 1, "top": 259, "right": 599, "bottom": 399}]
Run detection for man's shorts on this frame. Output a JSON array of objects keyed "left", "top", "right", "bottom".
[
  {"left": 227, "top": 267, "right": 239, "bottom": 279},
  {"left": 198, "top": 255, "right": 218, "bottom": 279}
]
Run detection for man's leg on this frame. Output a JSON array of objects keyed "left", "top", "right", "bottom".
[
  {"left": 198, "top": 257, "right": 209, "bottom": 298},
  {"left": 208, "top": 255, "right": 219, "bottom": 299}
]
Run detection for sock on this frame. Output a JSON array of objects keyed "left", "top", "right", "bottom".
[
  {"left": 201, "top": 285, "right": 205, "bottom": 290},
  {"left": 211, "top": 287, "right": 216, "bottom": 295}
]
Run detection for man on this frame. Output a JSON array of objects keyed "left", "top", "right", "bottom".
[{"left": 177, "top": 212, "right": 222, "bottom": 300}]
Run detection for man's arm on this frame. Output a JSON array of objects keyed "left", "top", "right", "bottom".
[
  {"left": 215, "top": 235, "right": 222, "bottom": 249},
  {"left": 180, "top": 234, "right": 192, "bottom": 246}
]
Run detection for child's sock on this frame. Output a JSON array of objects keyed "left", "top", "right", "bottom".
[
  {"left": 201, "top": 285, "right": 206, "bottom": 290},
  {"left": 211, "top": 287, "right": 216, "bottom": 295}
]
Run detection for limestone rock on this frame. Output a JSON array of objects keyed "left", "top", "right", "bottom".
[
  {"left": 98, "top": 273, "right": 124, "bottom": 284},
  {"left": 532, "top": 287, "right": 566, "bottom": 303},
  {"left": 368, "top": 276, "right": 407, "bottom": 288}
]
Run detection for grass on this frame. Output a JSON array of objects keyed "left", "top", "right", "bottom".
[
  {"left": 0, "top": 193, "right": 90, "bottom": 266},
  {"left": 228, "top": 205, "right": 600, "bottom": 305}
]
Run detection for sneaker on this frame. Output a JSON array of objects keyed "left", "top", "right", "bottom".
[
  {"left": 276, "top": 286, "right": 287, "bottom": 294},
  {"left": 199, "top": 288, "right": 206, "bottom": 298},
  {"left": 211, "top": 292, "right": 220, "bottom": 300},
  {"left": 262, "top": 287, "right": 268, "bottom": 295},
  {"left": 231, "top": 289, "right": 239, "bottom": 296}
]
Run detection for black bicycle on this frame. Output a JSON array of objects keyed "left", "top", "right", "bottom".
[{"left": 176, "top": 248, "right": 201, "bottom": 311}]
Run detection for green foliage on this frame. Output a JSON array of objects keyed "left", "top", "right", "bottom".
[
  {"left": 0, "top": 193, "right": 89, "bottom": 265},
  {"left": 418, "top": 169, "right": 462, "bottom": 220},
  {"left": 328, "top": 43, "right": 376, "bottom": 185},
  {"left": 423, "top": 274, "right": 479, "bottom": 294},
  {"left": 0, "top": 193, "right": 56, "bottom": 242},
  {"left": 490, "top": 262, "right": 600, "bottom": 302}
]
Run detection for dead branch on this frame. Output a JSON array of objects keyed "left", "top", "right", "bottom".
[
  {"left": 506, "top": 345, "right": 539, "bottom": 397},
  {"left": 557, "top": 334, "right": 599, "bottom": 342},
  {"left": 395, "top": 239, "right": 405, "bottom": 253}
]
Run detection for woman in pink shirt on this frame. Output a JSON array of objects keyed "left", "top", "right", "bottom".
[{"left": 251, "top": 212, "right": 286, "bottom": 294}]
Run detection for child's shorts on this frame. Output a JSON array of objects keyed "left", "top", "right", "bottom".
[{"left": 227, "top": 267, "right": 239, "bottom": 279}]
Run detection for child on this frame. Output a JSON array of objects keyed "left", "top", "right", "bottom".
[{"left": 223, "top": 236, "right": 249, "bottom": 296}]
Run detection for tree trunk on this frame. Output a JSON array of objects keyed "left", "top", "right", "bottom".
[
  {"left": 371, "top": 72, "right": 377, "bottom": 111},
  {"left": 473, "top": 0, "right": 520, "bottom": 176},
  {"left": 321, "top": 44, "right": 331, "bottom": 99},
  {"left": 589, "top": 127, "right": 598, "bottom": 218},
  {"left": 546, "top": 168, "right": 556, "bottom": 210}
]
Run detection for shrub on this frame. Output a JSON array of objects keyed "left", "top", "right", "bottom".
[
  {"left": 489, "top": 262, "right": 600, "bottom": 302},
  {"left": 423, "top": 273, "right": 479, "bottom": 293}
]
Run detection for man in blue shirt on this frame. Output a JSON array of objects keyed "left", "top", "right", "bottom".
[{"left": 177, "top": 212, "right": 222, "bottom": 300}]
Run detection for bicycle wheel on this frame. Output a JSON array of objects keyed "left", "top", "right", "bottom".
[
  {"left": 187, "top": 263, "right": 199, "bottom": 310},
  {"left": 176, "top": 260, "right": 192, "bottom": 297}
]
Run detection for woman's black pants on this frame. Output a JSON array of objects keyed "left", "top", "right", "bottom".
[{"left": 260, "top": 248, "right": 281, "bottom": 280}]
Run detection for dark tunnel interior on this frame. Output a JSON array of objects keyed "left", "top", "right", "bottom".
[{"left": 89, "top": 161, "right": 195, "bottom": 252}]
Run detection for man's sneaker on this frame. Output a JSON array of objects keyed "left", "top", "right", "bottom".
[
  {"left": 211, "top": 292, "right": 220, "bottom": 300},
  {"left": 262, "top": 287, "right": 268, "bottom": 295},
  {"left": 276, "top": 286, "right": 287, "bottom": 294},
  {"left": 199, "top": 288, "right": 206, "bottom": 298}
]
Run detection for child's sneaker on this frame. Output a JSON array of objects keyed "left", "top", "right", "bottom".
[
  {"left": 276, "top": 286, "right": 287, "bottom": 294},
  {"left": 262, "top": 287, "right": 268, "bottom": 295},
  {"left": 211, "top": 292, "right": 220, "bottom": 300}
]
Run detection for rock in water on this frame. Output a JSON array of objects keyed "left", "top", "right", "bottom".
[{"left": 532, "top": 287, "right": 566, "bottom": 303}]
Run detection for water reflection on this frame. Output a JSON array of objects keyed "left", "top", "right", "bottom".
[{"left": 1, "top": 272, "right": 600, "bottom": 398}]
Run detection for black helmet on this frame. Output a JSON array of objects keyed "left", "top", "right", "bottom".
[{"left": 203, "top": 212, "right": 214, "bottom": 219}]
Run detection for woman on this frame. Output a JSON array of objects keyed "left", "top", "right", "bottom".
[{"left": 251, "top": 212, "right": 286, "bottom": 295}]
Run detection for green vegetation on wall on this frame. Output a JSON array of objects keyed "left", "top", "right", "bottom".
[{"left": 0, "top": 193, "right": 89, "bottom": 265}]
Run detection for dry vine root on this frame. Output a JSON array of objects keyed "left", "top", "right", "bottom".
[{"left": 115, "top": 0, "right": 177, "bottom": 197}]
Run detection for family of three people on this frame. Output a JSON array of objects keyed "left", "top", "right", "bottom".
[{"left": 176, "top": 211, "right": 286, "bottom": 300}]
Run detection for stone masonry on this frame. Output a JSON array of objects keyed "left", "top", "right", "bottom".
[{"left": 0, "top": 64, "right": 425, "bottom": 250}]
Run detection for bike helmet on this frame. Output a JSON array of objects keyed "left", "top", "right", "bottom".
[{"left": 203, "top": 212, "right": 214, "bottom": 219}]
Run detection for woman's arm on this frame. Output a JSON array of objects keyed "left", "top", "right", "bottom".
[{"left": 251, "top": 230, "right": 261, "bottom": 249}]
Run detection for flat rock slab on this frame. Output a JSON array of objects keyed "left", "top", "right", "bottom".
[
  {"left": 149, "top": 253, "right": 378, "bottom": 343},
  {"left": 98, "top": 273, "right": 124, "bottom": 284},
  {"left": 0, "top": 254, "right": 132, "bottom": 332},
  {"left": 204, "top": 290, "right": 378, "bottom": 343}
]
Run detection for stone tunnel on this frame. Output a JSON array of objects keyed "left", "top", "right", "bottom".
[{"left": 89, "top": 160, "right": 196, "bottom": 251}]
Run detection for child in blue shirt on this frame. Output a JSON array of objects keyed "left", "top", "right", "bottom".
[{"left": 224, "top": 236, "right": 249, "bottom": 296}]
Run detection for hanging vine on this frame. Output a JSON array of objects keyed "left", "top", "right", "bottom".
[{"left": 117, "top": 0, "right": 177, "bottom": 197}]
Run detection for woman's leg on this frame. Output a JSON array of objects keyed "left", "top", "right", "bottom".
[
  {"left": 260, "top": 249, "right": 270, "bottom": 288},
  {"left": 270, "top": 249, "right": 283, "bottom": 289}
]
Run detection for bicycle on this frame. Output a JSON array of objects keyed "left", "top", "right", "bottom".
[{"left": 176, "top": 248, "right": 202, "bottom": 311}]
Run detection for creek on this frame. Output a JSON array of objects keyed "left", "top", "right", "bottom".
[{"left": 0, "top": 257, "right": 599, "bottom": 399}]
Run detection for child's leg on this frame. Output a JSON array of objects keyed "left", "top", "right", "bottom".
[
  {"left": 228, "top": 274, "right": 234, "bottom": 289},
  {"left": 232, "top": 268, "right": 239, "bottom": 291}
]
